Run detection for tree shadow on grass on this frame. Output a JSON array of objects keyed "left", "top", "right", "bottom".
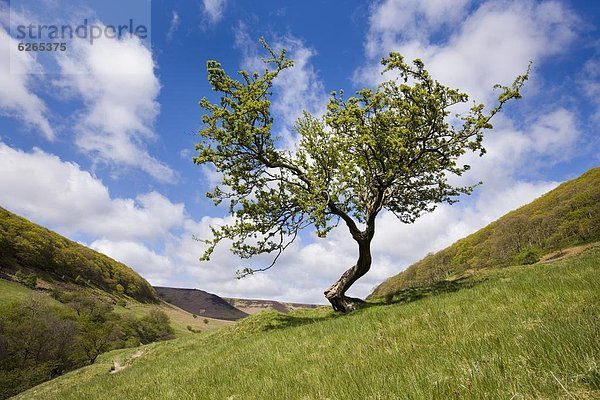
[
  {"left": 230, "top": 307, "right": 344, "bottom": 335},
  {"left": 231, "top": 277, "right": 483, "bottom": 335},
  {"left": 380, "top": 277, "right": 483, "bottom": 306}
]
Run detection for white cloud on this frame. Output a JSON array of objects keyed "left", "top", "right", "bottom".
[
  {"left": 202, "top": 0, "right": 227, "bottom": 25},
  {"left": 90, "top": 239, "right": 174, "bottom": 285},
  {"left": 366, "top": 0, "right": 472, "bottom": 56},
  {"left": 164, "top": 217, "right": 348, "bottom": 304},
  {"left": 270, "top": 37, "right": 328, "bottom": 126},
  {"left": 170, "top": 165, "right": 558, "bottom": 303},
  {"left": 0, "top": 143, "right": 185, "bottom": 241},
  {"left": 0, "top": 139, "right": 563, "bottom": 304},
  {"left": 358, "top": 0, "right": 579, "bottom": 104},
  {"left": 167, "top": 11, "right": 180, "bottom": 40},
  {"left": 183, "top": 3, "right": 581, "bottom": 302},
  {"left": 0, "top": 1, "right": 587, "bottom": 305},
  {"left": 55, "top": 31, "right": 176, "bottom": 183},
  {"left": 529, "top": 108, "right": 579, "bottom": 159},
  {"left": 0, "top": 26, "right": 54, "bottom": 139}
]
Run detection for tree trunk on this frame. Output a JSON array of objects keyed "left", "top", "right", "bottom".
[{"left": 324, "top": 239, "right": 372, "bottom": 312}]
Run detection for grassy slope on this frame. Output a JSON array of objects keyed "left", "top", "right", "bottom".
[
  {"left": 19, "top": 244, "right": 600, "bottom": 400},
  {"left": 0, "top": 279, "right": 38, "bottom": 309},
  {"left": 370, "top": 166, "right": 600, "bottom": 300},
  {"left": 0, "top": 207, "right": 157, "bottom": 303},
  {"left": 112, "top": 300, "right": 234, "bottom": 336}
]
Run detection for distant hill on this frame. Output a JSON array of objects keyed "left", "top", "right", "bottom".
[
  {"left": 153, "top": 287, "right": 319, "bottom": 320},
  {"left": 224, "top": 298, "right": 319, "bottom": 315},
  {"left": 369, "top": 167, "right": 600, "bottom": 300},
  {"left": 0, "top": 207, "right": 158, "bottom": 303},
  {"left": 154, "top": 287, "right": 248, "bottom": 320}
]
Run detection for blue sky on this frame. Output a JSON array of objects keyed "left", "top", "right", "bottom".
[{"left": 0, "top": 0, "right": 599, "bottom": 303}]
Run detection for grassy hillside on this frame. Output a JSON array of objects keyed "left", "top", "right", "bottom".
[
  {"left": 18, "top": 243, "right": 600, "bottom": 399},
  {"left": 0, "top": 276, "right": 231, "bottom": 399},
  {"left": 0, "top": 207, "right": 157, "bottom": 303},
  {"left": 370, "top": 167, "right": 600, "bottom": 300}
]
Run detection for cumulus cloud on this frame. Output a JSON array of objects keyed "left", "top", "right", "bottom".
[
  {"left": 0, "top": 23, "right": 54, "bottom": 139},
  {"left": 166, "top": 168, "right": 557, "bottom": 303},
  {"left": 0, "top": 138, "right": 565, "bottom": 303},
  {"left": 0, "top": 1, "right": 587, "bottom": 305},
  {"left": 55, "top": 31, "right": 176, "bottom": 183},
  {"left": 366, "top": 0, "right": 472, "bottom": 54},
  {"left": 90, "top": 239, "right": 174, "bottom": 285},
  {"left": 358, "top": 0, "right": 579, "bottom": 104},
  {"left": 164, "top": 217, "right": 350, "bottom": 303},
  {"left": 0, "top": 143, "right": 185, "bottom": 240},
  {"left": 270, "top": 37, "right": 328, "bottom": 126}
]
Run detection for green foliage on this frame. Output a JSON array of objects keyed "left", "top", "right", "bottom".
[
  {"left": 0, "top": 295, "right": 78, "bottom": 399},
  {"left": 135, "top": 309, "right": 175, "bottom": 344},
  {"left": 14, "top": 270, "right": 37, "bottom": 289},
  {"left": 14, "top": 245, "right": 600, "bottom": 400},
  {"left": 517, "top": 246, "right": 542, "bottom": 265},
  {"left": 0, "top": 207, "right": 157, "bottom": 303},
  {"left": 195, "top": 39, "right": 527, "bottom": 289},
  {"left": 0, "top": 292, "right": 176, "bottom": 399},
  {"left": 370, "top": 167, "right": 600, "bottom": 299}
]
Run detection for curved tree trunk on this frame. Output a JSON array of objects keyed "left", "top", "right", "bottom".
[{"left": 324, "top": 239, "right": 372, "bottom": 312}]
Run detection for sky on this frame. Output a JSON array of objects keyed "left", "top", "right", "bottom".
[{"left": 0, "top": 0, "right": 599, "bottom": 304}]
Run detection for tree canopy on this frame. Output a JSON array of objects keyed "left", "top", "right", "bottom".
[{"left": 195, "top": 39, "right": 528, "bottom": 311}]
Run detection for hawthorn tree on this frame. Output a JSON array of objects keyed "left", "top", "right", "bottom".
[{"left": 195, "top": 39, "right": 528, "bottom": 312}]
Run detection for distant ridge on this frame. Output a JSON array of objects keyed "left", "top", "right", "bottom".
[
  {"left": 153, "top": 286, "right": 248, "bottom": 321},
  {"left": 224, "top": 298, "right": 319, "bottom": 315},
  {"left": 369, "top": 166, "right": 600, "bottom": 300}
]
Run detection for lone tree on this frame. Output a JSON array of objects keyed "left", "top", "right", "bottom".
[{"left": 195, "top": 39, "right": 528, "bottom": 312}]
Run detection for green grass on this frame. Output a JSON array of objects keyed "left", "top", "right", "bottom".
[
  {"left": 0, "top": 279, "right": 47, "bottom": 311},
  {"left": 17, "top": 244, "right": 600, "bottom": 399}
]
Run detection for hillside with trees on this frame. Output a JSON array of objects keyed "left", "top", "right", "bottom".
[
  {"left": 0, "top": 283, "right": 175, "bottom": 399},
  {"left": 0, "top": 207, "right": 158, "bottom": 303},
  {"left": 369, "top": 166, "right": 600, "bottom": 300}
]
